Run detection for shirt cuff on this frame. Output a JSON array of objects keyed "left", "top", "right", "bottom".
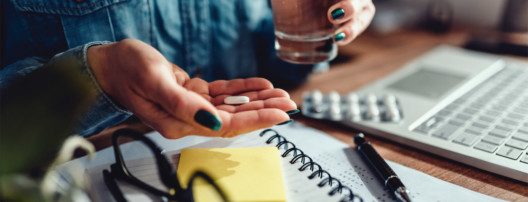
[
  {"left": 81, "top": 41, "right": 132, "bottom": 115},
  {"left": 60, "top": 41, "right": 133, "bottom": 136}
]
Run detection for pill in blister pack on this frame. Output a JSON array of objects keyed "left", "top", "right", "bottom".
[{"left": 301, "top": 90, "right": 403, "bottom": 122}]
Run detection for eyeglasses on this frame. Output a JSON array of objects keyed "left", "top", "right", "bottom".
[{"left": 102, "top": 128, "right": 227, "bottom": 202}]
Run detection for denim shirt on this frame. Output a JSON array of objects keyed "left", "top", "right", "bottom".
[{"left": 1, "top": 0, "right": 321, "bottom": 136}]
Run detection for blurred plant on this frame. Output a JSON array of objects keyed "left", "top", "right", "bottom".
[
  {"left": 40, "top": 136, "right": 95, "bottom": 201},
  {"left": 0, "top": 56, "right": 97, "bottom": 201},
  {"left": 2, "top": 136, "right": 95, "bottom": 202}
]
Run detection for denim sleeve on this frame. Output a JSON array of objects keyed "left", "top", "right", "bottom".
[{"left": 0, "top": 42, "right": 132, "bottom": 137}]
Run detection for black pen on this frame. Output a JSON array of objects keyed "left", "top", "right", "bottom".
[{"left": 354, "top": 133, "right": 412, "bottom": 202}]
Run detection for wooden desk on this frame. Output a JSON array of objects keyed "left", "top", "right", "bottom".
[
  {"left": 288, "top": 29, "right": 528, "bottom": 201},
  {"left": 88, "top": 29, "right": 528, "bottom": 201}
]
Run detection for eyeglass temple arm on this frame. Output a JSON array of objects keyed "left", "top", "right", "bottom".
[
  {"left": 103, "top": 169, "right": 127, "bottom": 202},
  {"left": 186, "top": 170, "right": 229, "bottom": 202},
  {"left": 112, "top": 129, "right": 183, "bottom": 193}
]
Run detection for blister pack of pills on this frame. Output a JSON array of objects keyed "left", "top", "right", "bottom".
[{"left": 301, "top": 90, "right": 403, "bottom": 122}]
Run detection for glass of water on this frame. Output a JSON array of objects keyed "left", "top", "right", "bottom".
[{"left": 271, "top": 0, "right": 339, "bottom": 64}]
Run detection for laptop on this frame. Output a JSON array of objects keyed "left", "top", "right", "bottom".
[{"left": 305, "top": 45, "right": 528, "bottom": 183}]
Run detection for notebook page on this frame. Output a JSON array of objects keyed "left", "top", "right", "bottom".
[
  {"left": 271, "top": 122, "right": 505, "bottom": 202},
  {"left": 85, "top": 122, "right": 504, "bottom": 202}
]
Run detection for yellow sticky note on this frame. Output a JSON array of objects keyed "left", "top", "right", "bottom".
[{"left": 177, "top": 147, "right": 286, "bottom": 202}]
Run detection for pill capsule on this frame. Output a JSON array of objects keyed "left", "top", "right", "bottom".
[
  {"left": 383, "top": 94, "right": 397, "bottom": 106},
  {"left": 366, "top": 94, "right": 380, "bottom": 120},
  {"left": 329, "top": 103, "right": 342, "bottom": 120},
  {"left": 347, "top": 102, "right": 362, "bottom": 121},
  {"left": 366, "top": 94, "right": 378, "bottom": 105},
  {"left": 311, "top": 90, "right": 323, "bottom": 105},
  {"left": 328, "top": 91, "right": 341, "bottom": 105},
  {"left": 224, "top": 96, "right": 250, "bottom": 105},
  {"left": 367, "top": 104, "right": 380, "bottom": 120},
  {"left": 385, "top": 105, "right": 401, "bottom": 121},
  {"left": 383, "top": 94, "right": 401, "bottom": 121},
  {"left": 346, "top": 93, "right": 359, "bottom": 104}
]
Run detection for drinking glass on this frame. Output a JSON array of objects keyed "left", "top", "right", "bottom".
[{"left": 271, "top": 0, "right": 339, "bottom": 64}]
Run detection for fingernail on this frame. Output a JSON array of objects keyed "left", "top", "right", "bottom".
[
  {"left": 286, "top": 109, "right": 300, "bottom": 115},
  {"left": 334, "top": 32, "right": 346, "bottom": 42},
  {"left": 331, "top": 8, "right": 345, "bottom": 21},
  {"left": 194, "top": 109, "right": 222, "bottom": 131},
  {"left": 277, "top": 119, "right": 293, "bottom": 125}
]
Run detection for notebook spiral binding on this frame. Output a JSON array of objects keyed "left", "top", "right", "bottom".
[{"left": 260, "top": 129, "right": 363, "bottom": 202}]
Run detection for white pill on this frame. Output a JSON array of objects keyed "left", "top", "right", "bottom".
[
  {"left": 383, "top": 94, "right": 400, "bottom": 121},
  {"left": 367, "top": 104, "right": 380, "bottom": 121},
  {"left": 366, "top": 94, "right": 378, "bottom": 104},
  {"left": 383, "top": 94, "right": 397, "bottom": 106},
  {"left": 224, "top": 96, "right": 250, "bottom": 105},
  {"left": 346, "top": 93, "right": 359, "bottom": 104},
  {"left": 385, "top": 105, "right": 401, "bottom": 121},
  {"left": 366, "top": 94, "right": 380, "bottom": 120},
  {"left": 329, "top": 103, "right": 342, "bottom": 120},
  {"left": 347, "top": 102, "right": 362, "bottom": 121},
  {"left": 311, "top": 90, "right": 323, "bottom": 105},
  {"left": 328, "top": 91, "right": 341, "bottom": 104}
]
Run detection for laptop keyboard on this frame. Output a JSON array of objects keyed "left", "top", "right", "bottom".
[{"left": 414, "top": 64, "right": 528, "bottom": 164}]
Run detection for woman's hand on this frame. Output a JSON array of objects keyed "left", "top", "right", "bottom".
[
  {"left": 87, "top": 39, "right": 297, "bottom": 139},
  {"left": 328, "top": 0, "right": 375, "bottom": 45},
  {"left": 182, "top": 77, "right": 297, "bottom": 138}
]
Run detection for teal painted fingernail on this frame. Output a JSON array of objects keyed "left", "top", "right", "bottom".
[
  {"left": 331, "top": 8, "right": 345, "bottom": 21},
  {"left": 277, "top": 119, "right": 293, "bottom": 125},
  {"left": 286, "top": 109, "right": 300, "bottom": 115},
  {"left": 194, "top": 109, "right": 222, "bottom": 131},
  {"left": 334, "top": 32, "right": 346, "bottom": 42}
]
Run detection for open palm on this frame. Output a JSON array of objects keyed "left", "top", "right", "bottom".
[{"left": 184, "top": 77, "right": 297, "bottom": 138}]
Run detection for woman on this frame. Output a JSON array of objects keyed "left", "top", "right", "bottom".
[{"left": 1, "top": 0, "right": 375, "bottom": 139}]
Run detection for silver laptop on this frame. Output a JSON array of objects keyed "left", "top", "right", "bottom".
[{"left": 316, "top": 45, "right": 528, "bottom": 182}]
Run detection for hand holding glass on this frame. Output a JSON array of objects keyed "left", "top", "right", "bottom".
[{"left": 271, "top": 0, "right": 376, "bottom": 64}]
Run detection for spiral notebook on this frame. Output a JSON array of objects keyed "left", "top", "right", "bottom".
[{"left": 84, "top": 122, "right": 502, "bottom": 202}]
